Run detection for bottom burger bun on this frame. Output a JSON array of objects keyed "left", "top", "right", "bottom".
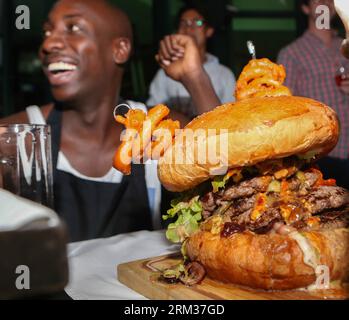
[{"left": 185, "top": 228, "right": 349, "bottom": 290}]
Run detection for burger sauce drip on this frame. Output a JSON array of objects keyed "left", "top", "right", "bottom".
[
  {"left": 308, "top": 168, "right": 336, "bottom": 187},
  {"left": 221, "top": 222, "right": 246, "bottom": 237}
]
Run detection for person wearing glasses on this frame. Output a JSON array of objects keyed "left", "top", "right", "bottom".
[{"left": 147, "top": 4, "right": 236, "bottom": 120}]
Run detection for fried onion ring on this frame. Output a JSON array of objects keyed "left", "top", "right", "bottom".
[
  {"left": 235, "top": 58, "right": 292, "bottom": 101},
  {"left": 113, "top": 104, "right": 178, "bottom": 174}
]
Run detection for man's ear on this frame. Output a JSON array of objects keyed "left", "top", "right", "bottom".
[
  {"left": 301, "top": 4, "right": 310, "bottom": 15},
  {"left": 205, "top": 27, "right": 214, "bottom": 39},
  {"left": 112, "top": 37, "right": 132, "bottom": 65}
]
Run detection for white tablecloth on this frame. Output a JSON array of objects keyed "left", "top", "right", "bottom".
[{"left": 65, "top": 230, "right": 179, "bottom": 300}]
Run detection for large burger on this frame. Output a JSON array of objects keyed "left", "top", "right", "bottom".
[{"left": 158, "top": 94, "right": 349, "bottom": 291}]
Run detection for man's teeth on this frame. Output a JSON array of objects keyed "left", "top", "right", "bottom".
[{"left": 48, "top": 62, "right": 77, "bottom": 72}]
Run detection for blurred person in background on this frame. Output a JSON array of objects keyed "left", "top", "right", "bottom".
[
  {"left": 0, "top": 0, "right": 220, "bottom": 241},
  {"left": 147, "top": 3, "right": 236, "bottom": 120},
  {"left": 277, "top": 0, "right": 349, "bottom": 188}
]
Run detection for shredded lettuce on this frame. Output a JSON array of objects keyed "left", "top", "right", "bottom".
[
  {"left": 211, "top": 169, "right": 243, "bottom": 193},
  {"left": 162, "top": 263, "right": 186, "bottom": 280},
  {"left": 211, "top": 174, "right": 230, "bottom": 193},
  {"left": 181, "top": 240, "right": 188, "bottom": 260},
  {"left": 163, "top": 196, "right": 203, "bottom": 243},
  {"left": 296, "top": 170, "right": 306, "bottom": 183},
  {"left": 267, "top": 180, "right": 281, "bottom": 193},
  {"left": 297, "top": 150, "right": 320, "bottom": 162}
]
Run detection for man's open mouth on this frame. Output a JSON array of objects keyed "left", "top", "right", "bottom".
[{"left": 46, "top": 62, "right": 78, "bottom": 86}]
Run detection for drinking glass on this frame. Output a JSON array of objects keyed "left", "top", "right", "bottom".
[{"left": 0, "top": 124, "right": 53, "bottom": 208}]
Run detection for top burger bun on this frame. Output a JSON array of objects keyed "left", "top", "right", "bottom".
[{"left": 158, "top": 96, "right": 339, "bottom": 192}]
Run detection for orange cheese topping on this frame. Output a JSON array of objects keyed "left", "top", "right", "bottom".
[
  {"left": 280, "top": 206, "right": 292, "bottom": 221},
  {"left": 251, "top": 193, "right": 267, "bottom": 221},
  {"left": 226, "top": 168, "right": 243, "bottom": 183},
  {"left": 245, "top": 167, "right": 335, "bottom": 226}
]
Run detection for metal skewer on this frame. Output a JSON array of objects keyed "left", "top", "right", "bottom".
[{"left": 247, "top": 40, "right": 256, "bottom": 60}]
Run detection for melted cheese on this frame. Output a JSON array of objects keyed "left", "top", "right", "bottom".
[
  {"left": 280, "top": 206, "right": 292, "bottom": 221},
  {"left": 210, "top": 215, "right": 224, "bottom": 235},
  {"left": 306, "top": 217, "right": 320, "bottom": 228},
  {"left": 289, "top": 231, "right": 320, "bottom": 271},
  {"left": 250, "top": 193, "right": 267, "bottom": 221}
]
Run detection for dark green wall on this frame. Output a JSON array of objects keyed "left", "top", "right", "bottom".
[
  {"left": 234, "top": 0, "right": 294, "bottom": 11},
  {"left": 1, "top": 0, "right": 344, "bottom": 116},
  {"left": 111, "top": 0, "right": 153, "bottom": 45}
]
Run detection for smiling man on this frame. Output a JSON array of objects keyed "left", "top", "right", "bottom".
[{"left": 0, "top": 0, "right": 220, "bottom": 241}]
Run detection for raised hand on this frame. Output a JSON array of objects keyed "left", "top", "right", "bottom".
[
  {"left": 155, "top": 34, "right": 220, "bottom": 114},
  {"left": 156, "top": 34, "right": 203, "bottom": 82}
]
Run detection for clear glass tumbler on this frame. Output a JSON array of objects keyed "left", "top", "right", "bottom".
[{"left": 0, "top": 124, "right": 53, "bottom": 208}]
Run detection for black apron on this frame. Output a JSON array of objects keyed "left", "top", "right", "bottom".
[{"left": 47, "top": 107, "right": 153, "bottom": 242}]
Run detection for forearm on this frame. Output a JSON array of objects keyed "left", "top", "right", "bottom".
[{"left": 181, "top": 68, "right": 221, "bottom": 115}]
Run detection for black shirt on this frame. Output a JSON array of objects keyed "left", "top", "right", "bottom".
[{"left": 47, "top": 107, "right": 153, "bottom": 242}]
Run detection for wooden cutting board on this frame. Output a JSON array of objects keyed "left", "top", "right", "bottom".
[{"left": 117, "top": 253, "right": 348, "bottom": 300}]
